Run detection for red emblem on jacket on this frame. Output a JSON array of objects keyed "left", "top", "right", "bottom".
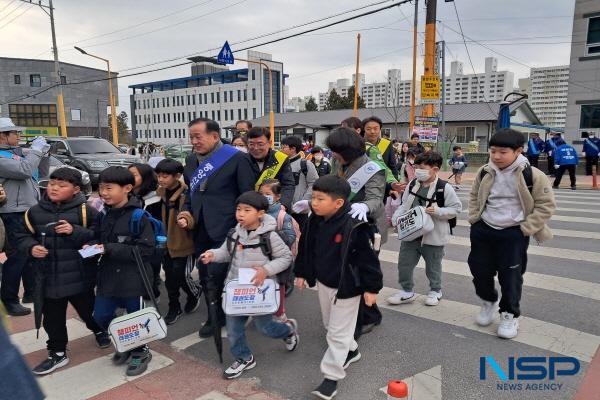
[{"left": 334, "top": 233, "right": 343, "bottom": 244}]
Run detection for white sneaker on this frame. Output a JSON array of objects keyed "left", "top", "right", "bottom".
[
  {"left": 497, "top": 312, "right": 519, "bottom": 339},
  {"left": 475, "top": 300, "right": 499, "bottom": 326},
  {"left": 424, "top": 291, "right": 442, "bottom": 306},
  {"left": 387, "top": 290, "right": 415, "bottom": 305}
]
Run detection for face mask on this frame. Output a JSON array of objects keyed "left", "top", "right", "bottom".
[
  {"left": 415, "top": 168, "right": 431, "bottom": 182},
  {"left": 590, "top": 134, "right": 596, "bottom": 139},
  {"left": 236, "top": 146, "right": 248, "bottom": 153},
  {"left": 264, "top": 195, "right": 274, "bottom": 205}
]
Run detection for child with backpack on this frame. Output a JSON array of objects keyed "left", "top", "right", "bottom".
[
  {"left": 449, "top": 146, "right": 468, "bottom": 189},
  {"left": 200, "top": 191, "right": 299, "bottom": 380},
  {"left": 388, "top": 151, "right": 462, "bottom": 307},
  {"left": 154, "top": 158, "right": 199, "bottom": 325},
  {"left": 294, "top": 175, "right": 382, "bottom": 400},
  {"left": 468, "top": 129, "right": 555, "bottom": 339},
  {"left": 85, "top": 166, "right": 156, "bottom": 376},
  {"left": 14, "top": 168, "right": 109, "bottom": 375},
  {"left": 258, "top": 179, "right": 300, "bottom": 322}
]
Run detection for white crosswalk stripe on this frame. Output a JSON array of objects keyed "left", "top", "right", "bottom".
[
  {"left": 10, "top": 319, "right": 90, "bottom": 355},
  {"left": 454, "top": 219, "right": 600, "bottom": 240},
  {"left": 457, "top": 210, "right": 600, "bottom": 225}
]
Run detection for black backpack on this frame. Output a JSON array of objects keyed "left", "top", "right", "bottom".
[
  {"left": 408, "top": 178, "right": 457, "bottom": 233},
  {"left": 292, "top": 159, "right": 309, "bottom": 185},
  {"left": 478, "top": 164, "right": 534, "bottom": 194}
]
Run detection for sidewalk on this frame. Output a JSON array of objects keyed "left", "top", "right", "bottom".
[{"left": 438, "top": 171, "right": 599, "bottom": 189}]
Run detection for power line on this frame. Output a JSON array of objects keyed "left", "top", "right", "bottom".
[
  {"left": 0, "top": 0, "right": 17, "bottom": 14},
  {"left": 0, "top": 2, "right": 31, "bottom": 30},
  {"left": 0, "top": 0, "right": 23, "bottom": 23}
]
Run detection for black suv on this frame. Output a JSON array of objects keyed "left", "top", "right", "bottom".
[{"left": 46, "top": 137, "right": 140, "bottom": 185}]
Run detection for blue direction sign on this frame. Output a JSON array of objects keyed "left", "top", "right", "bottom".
[{"left": 217, "top": 41, "right": 234, "bottom": 65}]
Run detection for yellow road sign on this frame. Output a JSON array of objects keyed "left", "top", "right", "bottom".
[{"left": 421, "top": 75, "right": 440, "bottom": 103}]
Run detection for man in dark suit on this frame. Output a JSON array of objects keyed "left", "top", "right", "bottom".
[
  {"left": 179, "top": 118, "right": 256, "bottom": 337},
  {"left": 246, "top": 127, "right": 296, "bottom": 211}
]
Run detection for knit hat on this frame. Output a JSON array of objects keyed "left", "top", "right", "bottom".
[{"left": 489, "top": 129, "right": 526, "bottom": 150}]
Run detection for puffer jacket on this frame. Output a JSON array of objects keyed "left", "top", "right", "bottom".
[
  {"left": 211, "top": 214, "right": 292, "bottom": 282},
  {"left": 14, "top": 193, "right": 98, "bottom": 298},
  {"left": 339, "top": 154, "right": 385, "bottom": 219},
  {"left": 0, "top": 145, "right": 44, "bottom": 213}
]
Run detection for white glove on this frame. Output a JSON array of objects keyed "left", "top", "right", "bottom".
[
  {"left": 292, "top": 200, "right": 310, "bottom": 214},
  {"left": 554, "top": 165, "right": 560, "bottom": 170},
  {"left": 31, "top": 137, "right": 50, "bottom": 154},
  {"left": 349, "top": 203, "right": 369, "bottom": 222}
]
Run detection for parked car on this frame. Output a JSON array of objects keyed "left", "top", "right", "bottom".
[
  {"left": 164, "top": 144, "right": 193, "bottom": 163},
  {"left": 45, "top": 137, "right": 140, "bottom": 185},
  {"left": 39, "top": 156, "right": 93, "bottom": 199}
]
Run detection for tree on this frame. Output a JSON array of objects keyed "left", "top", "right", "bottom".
[
  {"left": 108, "top": 111, "right": 130, "bottom": 143},
  {"left": 324, "top": 89, "right": 345, "bottom": 110},
  {"left": 344, "top": 85, "right": 366, "bottom": 109},
  {"left": 304, "top": 96, "right": 318, "bottom": 111}
]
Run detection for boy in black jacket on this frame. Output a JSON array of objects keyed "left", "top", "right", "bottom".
[
  {"left": 15, "top": 168, "right": 108, "bottom": 375},
  {"left": 294, "top": 175, "right": 382, "bottom": 400},
  {"left": 86, "top": 166, "right": 156, "bottom": 376}
]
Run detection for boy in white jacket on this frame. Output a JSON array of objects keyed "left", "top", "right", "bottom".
[
  {"left": 388, "top": 152, "right": 462, "bottom": 306},
  {"left": 200, "top": 191, "right": 298, "bottom": 380}
]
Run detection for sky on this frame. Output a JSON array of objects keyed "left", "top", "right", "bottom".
[{"left": 0, "top": 0, "right": 576, "bottom": 118}]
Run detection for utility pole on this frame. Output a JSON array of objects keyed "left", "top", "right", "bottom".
[
  {"left": 438, "top": 40, "right": 446, "bottom": 140},
  {"left": 409, "top": 0, "right": 418, "bottom": 135},
  {"left": 353, "top": 33, "right": 361, "bottom": 117},
  {"left": 423, "top": 0, "right": 437, "bottom": 118}
]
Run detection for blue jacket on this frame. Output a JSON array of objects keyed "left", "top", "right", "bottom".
[
  {"left": 583, "top": 137, "right": 600, "bottom": 157},
  {"left": 554, "top": 144, "right": 579, "bottom": 166},
  {"left": 267, "top": 202, "right": 296, "bottom": 247},
  {"left": 544, "top": 138, "right": 559, "bottom": 155},
  {"left": 527, "top": 138, "right": 544, "bottom": 156}
]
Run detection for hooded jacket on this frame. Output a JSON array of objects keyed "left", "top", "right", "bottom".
[
  {"left": 554, "top": 144, "right": 579, "bottom": 166},
  {"left": 15, "top": 193, "right": 98, "bottom": 298},
  {"left": 211, "top": 214, "right": 292, "bottom": 282},
  {"left": 0, "top": 145, "right": 45, "bottom": 213}
]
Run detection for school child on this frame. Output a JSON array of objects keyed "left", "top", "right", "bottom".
[
  {"left": 294, "top": 175, "right": 382, "bottom": 400},
  {"left": 15, "top": 168, "right": 108, "bottom": 375},
  {"left": 449, "top": 146, "right": 468, "bottom": 189},
  {"left": 154, "top": 158, "right": 199, "bottom": 325},
  {"left": 200, "top": 191, "right": 299, "bottom": 380},
  {"left": 388, "top": 152, "right": 462, "bottom": 307},
  {"left": 468, "top": 129, "right": 555, "bottom": 339},
  {"left": 87, "top": 166, "right": 156, "bottom": 376}
]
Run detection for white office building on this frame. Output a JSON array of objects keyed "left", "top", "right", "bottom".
[
  {"left": 529, "top": 65, "right": 569, "bottom": 128},
  {"left": 129, "top": 51, "right": 285, "bottom": 145},
  {"left": 444, "top": 57, "right": 514, "bottom": 104}
]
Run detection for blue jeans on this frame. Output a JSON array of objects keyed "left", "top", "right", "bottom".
[
  {"left": 93, "top": 296, "right": 142, "bottom": 330},
  {"left": 0, "top": 212, "right": 33, "bottom": 303},
  {"left": 226, "top": 314, "right": 291, "bottom": 361}
]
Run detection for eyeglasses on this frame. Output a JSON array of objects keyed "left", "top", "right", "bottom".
[{"left": 248, "top": 141, "right": 269, "bottom": 148}]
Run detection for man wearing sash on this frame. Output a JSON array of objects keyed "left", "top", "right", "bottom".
[
  {"left": 180, "top": 118, "right": 256, "bottom": 337},
  {"left": 582, "top": 132, "right": 600, "bottom": 176},
  {"left": 362, "top": 116, "right": 398, "bottom": 182},
  {"left": 526, "top": 132, "right": 544, "bottom": 168},
  {"left": 247, "top": 127, "right": 295, "bottom": 211},
  {"left": 544, "top": 132, "right": 559, "bottom": 176}
]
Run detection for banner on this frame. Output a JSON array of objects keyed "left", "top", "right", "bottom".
[{"left": 413, "top": 116, "right": 439, "bottom": 142}]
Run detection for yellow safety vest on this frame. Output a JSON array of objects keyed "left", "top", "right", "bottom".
[
  {"left": 255, "top": 150, "right": 288, "bottom": 190},
  {"left": 377, "top": 138, "right": 391, "bottom": 156}
]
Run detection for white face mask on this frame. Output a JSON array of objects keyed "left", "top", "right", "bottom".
[
  {"left": 236, "top": 146, "right": 248, "bottom": 153},
  {"left": 264, "top": 195, "right": 274, "bottom": 205},
  {"left": 590, "top": 134, "right": 596, "bottom": 139},
  {"left": 415, "top": 168, "right": 431, "bottom": 182}
]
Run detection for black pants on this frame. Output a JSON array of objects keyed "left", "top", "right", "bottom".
[
  {"left": 553, "top": 165, "right": 576, "bottom": 188},
  {"left": 547, "top": 155, "right": 554, "bottom": 175},
  {"left": 163, "top": 254, "right": 195, "bottom": 308},
  {"left": 195, "top": 220, "right": 227, "bottom": 325},
  {"left": 468, "top": 221, "right": 529, "bottom": 317},
  {"left": 527, "top": 155, "right": 539, "bottom": 168},
  {"left": 586, "top": 156, "right": 599, "bottom": 176},
  {"left": 0, "top": 212, "right": 34, "bottom": 304},
  {"left": 43, "top": 290, "right": 103, "bottom": 352}
]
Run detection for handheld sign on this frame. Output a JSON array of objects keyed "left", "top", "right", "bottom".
[
  {"left": 395, "top": 206, "right": 434, "bottom": 241},
  {"left": 217, "top": 41, "right": 234, "bottom": 65}
]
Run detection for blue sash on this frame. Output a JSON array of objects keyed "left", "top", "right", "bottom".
[
  {"left": 585, "top": 139, "right": 599, "bottom": 153},
  {"left": 528, "top": 138, "right": 540, "bottom": 155},
  {"left": 189, "top": 144, "right": 238, "bottom": 195},
  {"left": 548, "top": 139, "right": 557, "bottom": 151},
  {"left": 0, "top": 149, "right": 39, "bottom": 181}
]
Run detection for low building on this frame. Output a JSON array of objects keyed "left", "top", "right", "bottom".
[
  {"left": 0, "top": 57, "right": 118, "bottom": 138},
  {"left": 250, "top": 100, "right": 541, "bottom": 150}
]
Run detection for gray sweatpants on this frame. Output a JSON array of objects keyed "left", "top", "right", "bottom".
[
  {"left": 397, "top": 240, "right": 444, "bottom": 292},
  {"left": 317, "top": 282, "right": 360, "bottom": 381}
]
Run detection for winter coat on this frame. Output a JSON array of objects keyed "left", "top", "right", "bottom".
[
  {"left": 250, "top": 149, "right": 296, "bottom": 211},
  {"left": 311, "top": 158, "right": 331, "bottom": 177},
  {"left": 544, "top": 138, "right": 559, "bottom": 156},
  {"left": 91, "top": 196, "right": 156, "bottom": 298},
  {"left": 526, "top": 137, "right": 545, "bottom": 157},
  {"left": 288, "top": 155, "right": 319, "bottom": 208},
  {"left": 469, "top": 163, "right": 556, "bottom": 243},
  {"left": 392, "top": 177, "right": 462, "bottom": 246},
  {"left": 15, "top": 193, "right": 98, "bottom": 299},
  {"left": 583, "top": 137, "right": 600, "bottom": 157},
  {"left": 449, "top": 155, "right": 468, "bottom": 172},
  {"left": 211, "top": 214, "right": 292, "bottom": 282},
  {"left": 339, "top": 154, "right": 385, "bottom": 219},
  {"left": 554, "top": 144, "right": 579, "bottom": 166},
  {"left": 294, "top": 204, "right": 382, "bottom": 299},
  {"left": 0, "top": 145, "right": 45, "bottom": 213},
  {"left": 156, "top": 182, "right": 195, "bottom": 258}
]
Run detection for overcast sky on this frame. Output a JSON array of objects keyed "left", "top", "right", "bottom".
[{"left": 0, "top": 0, "right": 575, "bottom": 117}]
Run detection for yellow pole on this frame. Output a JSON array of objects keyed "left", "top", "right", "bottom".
[
  {"left": 57, "top": 93, "right": 67, "bottom": 137},
  {"left": 107, "top": 60, "right": 118, "bottom": 145},
  {"left": 353, "top": 33, "right": 361, "bottom": 117},
  {"left": 423, "top": 0, "right": 437, "bottom": 118},
  {"left": 409, "top": 0, "right": 419, "bottom": 135}
]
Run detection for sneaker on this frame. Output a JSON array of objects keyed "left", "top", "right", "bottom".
[
  {"left": 284, "top": 319, "right": 299, "bottom": 351},
  {"left": 497, "top": 312, "right": 519, "bottom": 339},
  {"left": 386, "top": 290, "right": 415, "bottom": 305},
  {"left": 184, "top": 296, "right": 200, "bottom": 314},
  {"left": 343, "top": 348, "right": 361, "bottom": 369},
  {"left": 126, "top": 347, "right": 152, "bottom": 376},
  {"left": 311, "top": 379, "right": 338, "bottom": 400},
  {"left": 21, "top": 293, "right": 34, "bottom": 304},
  {"left": 424, "top": 290, "right": 442, "bottom": 306},
  {"left": 4, "top": 301, "right": 31, "bottom": 316},
  {"left": 571, "top": 185, "right": 576, "bottom": 191},
  {"left": 95, "top": 331, "right": 111, "bottom": 349},
  {"left": 32, "top": 351, "right": 69, "bottom": 375},
  {"left": 112, "top": 351, "right": 131, "bottom": 365},
  {"left": 475, "top": 300, "right": 499, "bottom": 327},
  {"left": 164, "top": 306, "right": 183, "bottom": 325},
  {"left": 223, "top": 355, "right": 256, "bottom": 379}
]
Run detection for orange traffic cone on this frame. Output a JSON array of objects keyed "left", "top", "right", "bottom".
[{"left": 387, "top": 380, "right": 408, "bottom": 399}]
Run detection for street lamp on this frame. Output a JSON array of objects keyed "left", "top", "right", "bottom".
[{"left": 74, "top": 46, "right": 119, "bottom": 145}]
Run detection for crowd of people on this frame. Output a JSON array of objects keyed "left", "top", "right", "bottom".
[{"left": 0, "top": 114, "right": 562, "bottom": 400}]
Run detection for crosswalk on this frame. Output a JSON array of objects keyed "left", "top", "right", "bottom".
[{"left": 5, "top": 186, "right": 600, "bottom": 399}]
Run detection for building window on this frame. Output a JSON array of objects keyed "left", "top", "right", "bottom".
[
  {"left": 70, "top": 109, "right": 81, "bottom": 121},
  {"left": 253, "top": 108, "right": 256, "bottom": 119},
  {"left": 238, "top": 109, "right": 242, "bottom": 120},
  {"left": 244, "top": 108, "right": 248, "bottom": 119},
  {"left": 198, "top": 94, "right": 202, "bottom": 105},
  {"left": 230, "top": 91, "right": 233, "bottom": 102},
  {"left": 212, "top": 110, "right": 215, "bottom": 120},
  {"left": 30, "top": 74, "right": 41, "bottom": 87},
  {"left": 211, "top": 93, "right": 215, "bottom": 103},
  {"left": 14, "top": 75, "right": 20, "bottom": 84},
  {"left": 252, "top": 69, "right": 256, "bottom": 80},
  {"left": 244, "top": 89, "right": 247, "bottom": 101},
  {"left": 237, "top": 90, "right": 241, "bottom": 102},
  {"left": 217, "top": 92, "right": 220, "bottom": 103},
  {"left": 224, "top": 91, "right": 228, "bottom": 103},
  {"left": 204, "top": 93, "right": 208, "bottom": 104},
  {"left": 9, "top": 103, "right": 57, "bottom": 127},
  {"left": 252, "top": 88, "right": 256, "bottom": 101},
  {"left": 224, "top": 110, "right": 228, "bottom": 121},
  {"left": 453, "top": 126, "right": 475, "bottom": 143},
  {"left": 586, "top": 16, "right": 600, "bottom": 55},
  {"left": 580, "top": 104, "right": 600, "bottom": 128},
  {"left": 217, "top": 110, "right": 221, "bottom": 121}
]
